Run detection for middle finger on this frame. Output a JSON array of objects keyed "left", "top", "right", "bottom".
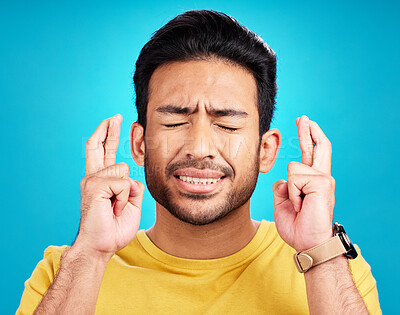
[{"left": 104, "top": 114, "right": 122, "bottom": 168}]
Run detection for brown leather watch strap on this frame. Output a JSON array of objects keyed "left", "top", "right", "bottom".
[{"left": 293, "top": 235, "right": 347, "bottom": 273}]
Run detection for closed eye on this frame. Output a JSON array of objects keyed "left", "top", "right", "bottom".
[
  {"left": 164, "top": 123, "right": 237, "bottom": 132},
  {"left": 218, "top": 125, "right": 238, "bottom": 132},
  {"left": 164, "top": 123, "right": 186, "bottom": 128}
]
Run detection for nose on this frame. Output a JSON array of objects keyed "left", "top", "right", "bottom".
[{"left": 184, "top": 118, "right": 218, "bottom": 160}]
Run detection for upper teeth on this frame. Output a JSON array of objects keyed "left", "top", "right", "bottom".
[{"left": 178, "top": 176, "right": 221, "bottom": 185}]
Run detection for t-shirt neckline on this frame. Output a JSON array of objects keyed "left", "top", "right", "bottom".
[{"left": 136, "top": 219, "right": 271, "bottom": 270}]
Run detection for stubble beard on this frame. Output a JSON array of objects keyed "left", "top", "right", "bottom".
[{"left": 144, "top": 148, "right": 260, "bottom": 226}]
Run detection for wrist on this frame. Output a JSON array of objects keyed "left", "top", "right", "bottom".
[
  {"left": 67, "top": 241, "right": 113, "bottom": 266},
  {"left": 295, "top": 231, "right": 334, "bottom": 253},
  {"left": 305, "top": 253, "right": 348, "bottom": 272},
  {"left": 303, "top": 255, "right": 350, "bottom": 282},
  {"left": 294, "top": 222, "right": 358, "bottom": 273}
]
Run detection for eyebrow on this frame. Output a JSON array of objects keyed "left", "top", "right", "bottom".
[{"left": 155, "top": 105, "right": 248, "bottom": 118}]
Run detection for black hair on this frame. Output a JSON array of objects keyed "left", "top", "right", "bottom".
[{"left": 133, "top": 9, "right": 277, "bottom": 138}]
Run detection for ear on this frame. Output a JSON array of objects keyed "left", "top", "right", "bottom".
[
  {"left": 259, "top": 128, "right": 281, "bottom": 173},
  {"left": 130, "top": 121, "right": 145, "bottom": 167}
]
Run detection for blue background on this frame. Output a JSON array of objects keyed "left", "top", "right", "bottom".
[{"left": 1, "top": 0, "right": 398, "bottom": 313}]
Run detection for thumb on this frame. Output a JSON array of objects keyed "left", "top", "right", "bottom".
[
  {"left": 127, "top": 178, "right": 145, "bottom": 210},
  {"left": 272, "top": 180, "right": 289, "bottom": 206}
]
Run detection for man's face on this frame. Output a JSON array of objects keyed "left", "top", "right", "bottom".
[{"left": 143, "top": 59, "right": 261, "bottom": 225}]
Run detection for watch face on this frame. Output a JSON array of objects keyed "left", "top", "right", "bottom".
[
  {"left": 344, "top": 233, "right": 351, "bottom": 244},
  {"left": 334, "top": 223, "right": 358, "bottom": 259},
  {"left": 334, "top": 222, "right": 345, "bottom": 234}
]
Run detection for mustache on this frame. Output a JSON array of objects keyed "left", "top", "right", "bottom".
[{"left": 166, "top": 159, "right": 234, "bottom": 178}]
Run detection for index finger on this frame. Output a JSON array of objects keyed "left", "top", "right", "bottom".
[
  {"left": 297, "top": 115, "right": 314, "bottom": 167},
  {"left": 85, "top": 115, "right": 121, "bottom": 176}
]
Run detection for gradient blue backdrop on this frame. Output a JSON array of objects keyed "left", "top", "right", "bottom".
[{"left": 1, "top": 0, "right": 399, "bottom": 313}]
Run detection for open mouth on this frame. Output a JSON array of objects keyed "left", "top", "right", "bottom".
[
  {"left": 175, "top": 175, "right": 224, "bottom": 185},
  {"left": 173, "top": 175, "right": 227, "bottom": 193}
]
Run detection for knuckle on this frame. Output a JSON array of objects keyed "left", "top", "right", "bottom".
[
  {"left": 118, "top": 162, "right": 129, "bottom": 171},
  {"left": 85, "top": 138, "right": 100, "bottom": 150},
  {"left": 287, "top": 161, "right": 298, "bottom": 174},
  {"left": 85, "top": 138, "right": 93, "bottom": 149},
  {"left": 320, "top": 175, "right": 334, "bottom": 188},
  {"left": 84, "top": 175, "right": 99, "bottom": 187},
  {"left": 117, "top": 162, "right": 130, "bottom": 176}
]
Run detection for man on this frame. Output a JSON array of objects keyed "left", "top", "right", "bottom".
[{"left": 17, "top": 10, "right": 381, "bottom": 314}]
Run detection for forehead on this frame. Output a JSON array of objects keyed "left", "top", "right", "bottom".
[{"left": 147, "top": 59, "right": 258, "bottom": 114}]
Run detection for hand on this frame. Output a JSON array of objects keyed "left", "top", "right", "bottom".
[
  {"left": 74, "top": 114, "right": 145, "bottom": 260},
  {"left": 273, "top": 116, "right": 335, "bottom": 252}
]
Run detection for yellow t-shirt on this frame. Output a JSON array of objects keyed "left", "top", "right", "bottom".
[{"left": 17, "top": 220, "right": 381, "bottom": 314}]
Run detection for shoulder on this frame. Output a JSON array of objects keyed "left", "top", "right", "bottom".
[
  {"left": 43, "top": 244, "right": 70, "bottom": 256},
  {"left": 40, "top": 245, "right": 70, "bottom": 275},
  {"left": 258, "top": 220, "right": 297, "bottom": 260},
  {"left": 348, "top": 244, "right": 377, "bottom": 286},
  {"left": 261, "top": 220, "right": 294, "bottom": 249},
  {"left": 43, "top": 244, "right": 70, "bottom": 259},
  {"left": 16, "top": 245, "right": 70, "bottom": 314}
]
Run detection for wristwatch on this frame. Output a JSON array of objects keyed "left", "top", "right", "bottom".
[{"left": 293, "top": 223, "right": 358, "bottom": 273}]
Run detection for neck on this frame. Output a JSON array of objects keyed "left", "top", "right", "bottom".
[{"left": 145, "top": 200, "right": 261, "bottom": 259}]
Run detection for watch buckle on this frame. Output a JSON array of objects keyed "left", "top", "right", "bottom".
[{"left": 293, "top": 252, "right": 313, "bottom": 273}]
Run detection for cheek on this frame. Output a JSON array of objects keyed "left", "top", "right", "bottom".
[
  {"left": 146, "top": 131, "right": 187, "bottom": 163},
  {"left": 220, "top": 135, "right": 260, "bottom": 180},
  {"left": 163, "top": 133, "right": 189, "bottom": 158},
  {"left": 220, "top": 135, "right": 258, "bottom": 162}
]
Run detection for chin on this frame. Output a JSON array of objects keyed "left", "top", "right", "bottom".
[{"left": 166, "top": 202, "right": 234, "bottom": 226}]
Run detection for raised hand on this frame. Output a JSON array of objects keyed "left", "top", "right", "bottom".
[
  {"left": 273, "top": 116, "right": 335, "bottom": 252},
  {"left": 75, "top": 114, "right": 145, "bottom": 260}
]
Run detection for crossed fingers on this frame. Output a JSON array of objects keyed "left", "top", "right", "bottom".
[
  {"left": 296, "top": 115, "right": 332, "bottom": 175},
  {"left": 85, "top": 114, "right": 123, "bottom": 176}
]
